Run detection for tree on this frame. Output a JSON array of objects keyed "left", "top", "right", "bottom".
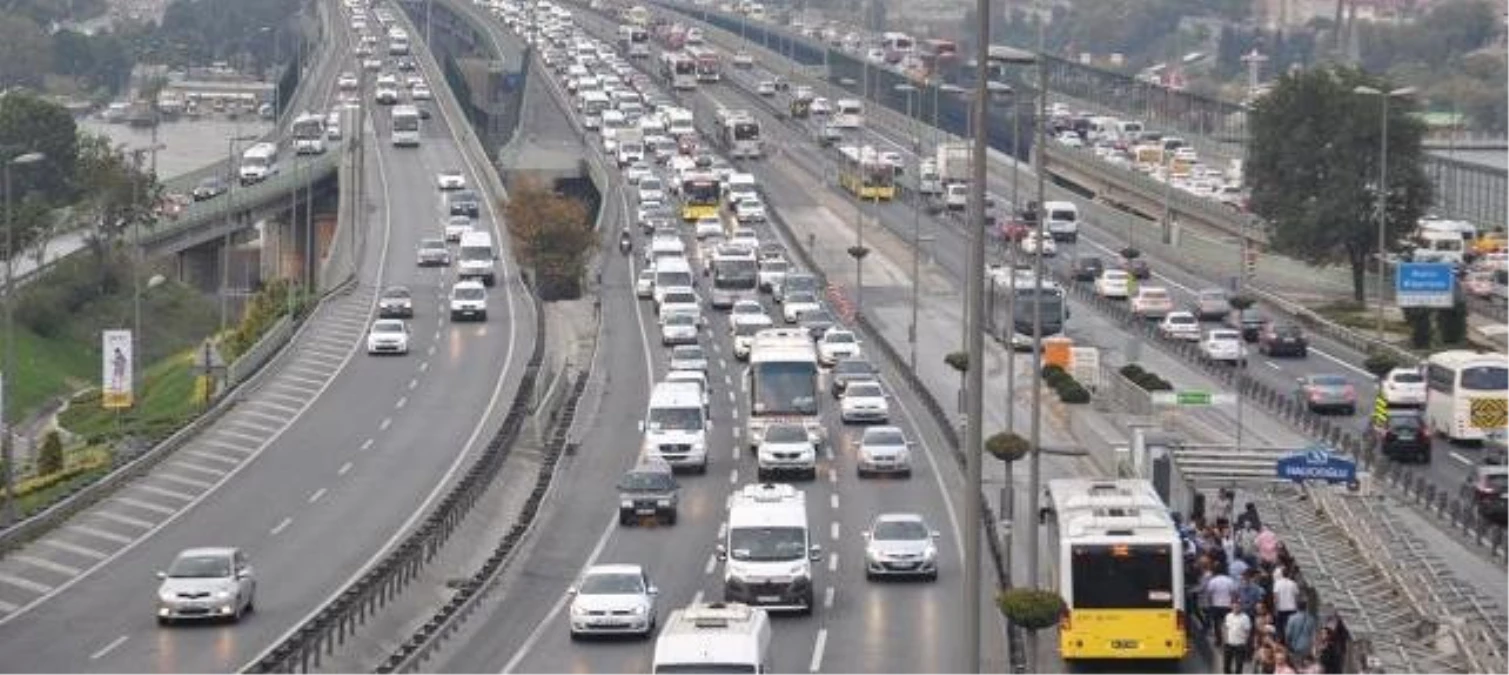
[
  {"left": 52, "top": 29, "right": 135, "bottom": 95},
  {"left": 73, "top": 133, "right": 158, "bottom": 247},
  {"left": 0, "top": 14, "right": 52, "bottom": 91},
  {"left": 1436, "top": 300, "right": 1467, "bottom": 345},
  {"left": 998, "top": 587, "right": 1065, "bottom": 631},
  {"left": 36, "top": 430, "right": 63, "bottom": 476},
  {"left": 1246, "top": 66, "right": 1432, "bottom": 302},
  {"left": 503, "top": 177, "right": 596, "bottom": 300},
  {"left": 1403, "top": 306, "right": 1432, "bottom": 348},
  {"left": 0, "top": 92, "right": 80, "bottom": 203},
  {"left": 986, "top": 431, "right": 1030, "bottom": 463}
]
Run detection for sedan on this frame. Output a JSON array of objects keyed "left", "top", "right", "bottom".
[
  {"left": 1130, "top": 287, "right": 1173, "bottom": 319},
  {"left": 416, "top": 238, "right": 450, "bottom": 266},
  {"left": 818, "top": 329, "right": 862, "bottom": 366},
  {"left": 1224, "top": 308, "right": 1268, "bottom": 342},
  {"left": 1372, "top": 409, "right": 1430, "bottom": 463},
  {"left": 1297, "top": 374, "right": 1357, "bottom": 415},
  {"left": 1095, "top": 270, "right": 1131, "bottom": 299},
  {"left": 863, "top": 513, "right": 940, "bottom": 581},
  {"left": 156, "top": 547, "right": 255, "bottom": 624},
  {"left": 411, "top": 84, "right": 433, "bottom": 100},
  {"left": 1191, "top": 287, "right": 1231, "bottom": 321},
  {"left": 1122, "top": 258, "right": 1151, "bottom": 280},
  {"left": 1381, "top": 367, "right": 1426, "bottom": 407},
  {"left": 192, "top": 176, "right": 228, "bottom": 201},
  {"left": 443, "top": 214, "right": 474, "bottom": 242},
  {"left": 694, "top": 215, "right": 724, "bottom": 240},
  {"left": 366, "top": 319, "right": 410, "bottom": 354},
  {"left": 669, "top": 344, "right": 708, "bottom": 373},
  {"left": 783, "top": 291, "right": 821, "bottom": 324},
  {"left": 567, "top": 564, "right": 658, "bottom": 639},
  {"left": 840, "top": 380, "right": 890, "bottom": 424},
  {"left": 830, "top": 358, "right": 878, "bottom": 397},
  {"left": 756, "top": 422, "right": 817, "bottom": 481},
  {"left": 338, "top": 71, "right": 360, "bottom": 89},
  {"left": 448, "top": 190, "right": 481, "bottom": 218},
  {"left": 1200, "top": 329, "right": 1247, "bottom": 366},
  {"left": 659, "top": 313, "right": 698, "bottom": 345},
  {"left": 1258, "top": 322, "right": 1308, "bottom": 357},
  {"left": 624, "top": 162, "right": 654, "bottom": 185},
  {"left": 1157, "top": 311, "right": 1201, "bottom": 341},
  {"left": 734, "top": 199, "right": 767, "bottom": 224},
  {"left": 857, "top": 426, "right": 912, "bottom": 478},
  {"left": 436, "top": 169, "right": 467, "bottom": 190},
  {"left": 730, "top": 299, "right": 768, "bottom": 325},
  {"left": 378, "top": 285, "right": 414, "bottom": 318},
  {"left": 1020, "top": 231, "right": 1056, "bottom": 257},
  {"left": 635, "top": 269, "right": 656, "bottom": 299},
  {"left": 1070, "top": 256, "right": 1103, "bottom": 282}
]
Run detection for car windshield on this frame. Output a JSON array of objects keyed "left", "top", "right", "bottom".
[
  {"left": 846, "top": 383, "right": 882, "bottom": 398},
  {"left": 733, "top": 303, "right": 761, "bottom": 314},
  {"left": 1273, "top": 324, "right": 1303, "bottom": 336},
  {"left": 762, "top": 260, "right": 788, "bottom": 272},
  {"left": 453, "top": 286, "right": 485, "bottom": 300},
  {"left": 1211, "top": 331, "right": 1240, "bottom": 341},
  {"left": 1391, "top": 371, "right": 1423, "bottom": 384},
  {"left": 168, "top": 554, "right": 231, "bottom": 578},
  {"left": 788, "top": 292, "right": 816, "bottom": 304},
  {"left": 421, "top": 239, "right": 445, "bottom": 250},
  {"left": 383, "top": 288, "right": 410, "bottom": 299},
  {"left": 835, "top": 360, "right": 875, "bottom": 376},
  {"left": 734, "top": 322, "right": 768, "bottom": 336},
  {"left": 1310, "top": 375, "right": 1349, "bottom": 387},
  {"left": 664, "top": 292, "right": 696, "bottom": 304},
  {"left": 450, "top": 191, "right": 477, "bottom": 204},
  {"left": 1141, "top": 290, "right": 1169, "bottom": 300},
  {"left": 579, "top": 573, "right": 645, "bottom": 595},
  {"left": 764, "top": 424, "right": 808, "bottom": 443},
  {"left": 872, "top": 519, "right": 928, "bottom": 541},
  {"left": 751, "top": 361, "right": 818, "bottom": 415},
  {"left": 865, "top": 429, "right": 906, "bottom": 446},
  {"left": 728, "top": 526, "right": 807, "bottom": 562},
  {"left": 825, "top": 332, "right": 855, "bottom": 344},
  {"left": 373, "top": 322, "right": 404, "bottom": 333},
  {"left": 1198, "top": 290, "right": 1226, "bottom": 302},
  {"left": 649, "top": 406, "right": 701, "bottom": 431},
  {"left": 673, "top": 346, "right": 703, "bottom": 360},
  {"left": 1168, "top": 315, "right": 1195, "bottom": 324},
  {"left": 448, "top": 216, "right": 472, "bottom": 227},
  {"left": 665, "top": 314, "right": 695, "bottom": 326}
]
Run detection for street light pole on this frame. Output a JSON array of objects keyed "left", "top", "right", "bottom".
[
  {"left": 1, "top": 151, "right": 43, "bottom": 525},
  {"left": 1353, "top": 85, "right": 1413, "bottom": 340},
  {"left": 897, "top": 83, "right": 921, "bottom": 373},
  {"left": 1027, "top": 35, "right": 1050, "bottom": 667}
]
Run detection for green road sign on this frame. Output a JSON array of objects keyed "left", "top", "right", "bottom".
[{"left": 1151, "top": 390, "right": 1235, "bottom": 406}]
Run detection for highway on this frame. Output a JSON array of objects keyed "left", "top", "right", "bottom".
[
  {"left": 425, "top": 9, "right": 984, "bottom": 673},
  {"left": 0, "top": 1, "right": 537, "bottom": 671}
]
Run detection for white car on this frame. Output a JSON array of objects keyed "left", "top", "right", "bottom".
[
  {"left": 783, "top": 291, "right": 821, "bottom": 323},
  {"left": 363, "top": 57, "right": 382, "bottom": 71},
  {"left": 659, "top": 312, "right": 699, "bottom": 345},
  {"left": 637, "top": 177, "right": 666, "bottom": 204},
  {"left": 757, "top": 258, "right": 788, "bottom": 292},
  {"left": 694, "top": 215, "right": 724, "bottom": 239},
  {"left": 863, "top": 513, "right": 939, "bottom": 581},
  {"left": 625, "top": 162, "right": 653, "bottom": 185},
  {"left": 729, "top": 227, "right": 760, "bottom": 250},
  {"left": 857, "top": 425, "right": 912, "bottom": 478},
  {"left": 436, "top": 169, "right": 467, "bottom": 190},
  {"left": 1020, "top": 232, "right": 1056, "bottom": 257},
  {"left": 1131, "top": 287, "right": 1174, "bottom": 319},
  {"left": 156, "top": 547, "right": 256, "bottom": 624},
  {"left": 734, "top": 199, "right": 767, "bottom": 224},
  {"left": 635, "top": 269, "right": 656, "bottom": 299},
  {"left": 669, "top": 344, "right": 708, "bottom": 372},
  {"left": 756, "top": 422, "right": 817, "bottom": 481},
  {"left": 374, "top": 87, "right": 399, "bottom": 104},
  {"left": 1381, "top": 367, "right": 1427, "bottom": 407},
  {"left": 411, "top": 84, "right": 432, "bottom": 100},
  {"left": 840, "top": 380, "right": 889, "bottom": 424},
  {"left": 449, "top": 280, "right": 488, "bottom": 321},
  {"left": 1157, "top": 311, "right": 1201, "bottom": 341},
  {"left": 443, "top": 214, "right": 473, "bottom": 242},
  {"left": 338, "top": 72, "right": 359, "bottom": 89},
  {"left": 730, "top": 299, "right": 768, "bottom": 325},
  {"left": 810, "top": 97, "right": 832, "bottom": 115},
  {"left": 732, "top": 51, "right": 754, "bottom": 68},
  {"left": 366, "top": 319, "right": 410, "bottom": 355},
  {"left": 818, "top": 329, "right": 862, "bottom": 366},
  {"left": 1095, "top": 269, "right": 1131, "bottom": 299},
  {"left": 567, "top": 564, "right": 658, "bottom": 639},
  {"left": 657, "top": 289, "right": 700, "bottom": 318},
  {"left": 1200, "top": 329, "right": 1247, "bottom": 366},
  {"left": 756, "top": 80, "right": 776, "bottom": 96}
]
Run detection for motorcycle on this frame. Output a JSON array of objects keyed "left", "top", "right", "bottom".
[{"left": 619, "top": 233, "right": 632, "bottom": 255}]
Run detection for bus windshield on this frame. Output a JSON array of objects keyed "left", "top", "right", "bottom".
[
  {"left": 1070, "top": 544, "right": 1175, "bottom": 609},
  {"left": 751, "top": 361, "right": 817, "bottom": 415},
  {"left": 713, "top": 259, "right": 758, "bottom": 289},
  {"left": 683, "top": 180, "right": 720, "bottom": 204},
  {"left": 393, "top": 113, "right": 419, "bottom": 132},
  {"left": 733, "top": 122, "right": 759, "bottom": 141}
]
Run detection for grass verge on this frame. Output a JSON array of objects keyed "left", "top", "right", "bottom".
[{"left": 57, "top": 350, "right": 201, "bottom": 445}]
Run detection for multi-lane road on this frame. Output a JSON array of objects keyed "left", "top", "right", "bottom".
[{"left": 0, "top": 0, "right": 537, "bottom": 670}]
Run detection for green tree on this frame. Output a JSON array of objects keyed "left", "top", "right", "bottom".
[
  {"left": 73, "top": 133, "right": 159, "bottom": 246},
  {"left": 1436, "top": 301, "right": 1467, "bottom": 345},
  {"left": 52, "top": 30, "right": 136, "bottom": 95},
  {"left": 36, "top": 430, "right": 63, "bottom": 476},
  {"left": 1403, "top": 306, "right": 1432, "bottom": 348},
  {"left": 998, "top": 587, "right": 1065, "bottom": 631},
  {"left": 503, "top": 177, "right": 596, "bottom": 301},
  {"left": 0, "top": 92, "right": 80, "bottom": 203},
  {"left": 0, "top": 14, "right": 52, "bottom": 90},
  {"left": 1247, "top": 66, "right": 1432, "bottom": 302}
]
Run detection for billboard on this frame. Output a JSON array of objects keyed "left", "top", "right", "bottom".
[{"left": 102, "top": 330, "right": 133, "bottom": 409}]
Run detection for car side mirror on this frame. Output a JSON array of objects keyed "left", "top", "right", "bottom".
[
  {"left": 931, "top": 531, "right": 942, "bottom": 539},
  {"left": 566, "top": 586, "right": 578, "bottom": 596},
  {"left": 237, "top": 567, "right": 253, "bottom": 580},
  {"left": 715, "top": 544, "right": 728, "bottom": 561},
  {"left": 637, "top": 420, "right": 646, "bottom": 432},
  {"left": 648, "top": 585, "right": 660, "bottom": 595},
  {"left": 808, "top": 544, "right": 824, "bottom": 561},
  {"left": 156, "top": 570, "right": 167, "bottom": 580}
]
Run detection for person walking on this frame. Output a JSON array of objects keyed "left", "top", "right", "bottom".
[
  {"left": 1272, "top": 567, "right": 1300, "bottom": 635},
  {"left": 1285, "top": 601, "right": 1319, "bottom": 657},
  {"left": 1206, "top": 565, "right": 1237, "bottom": 647},
  {"left": 1223, "top": 606, "right": 1253, "bottom": 674}
]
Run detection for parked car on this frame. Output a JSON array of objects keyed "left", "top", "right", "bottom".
[
  {"left": 1258, "top": 322, "right": 1308, "bottom": 357},
  {"left": 1296, "top": 374, "right": 1357, "bottom": 415}
]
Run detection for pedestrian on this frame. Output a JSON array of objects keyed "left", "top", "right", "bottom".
[
  {"left": 1236, "top": 501, "right": 1262, "bottom": 532},
  {"left": 1297, "top": 654, "right": 1322, "bottom": 674},
  {"left": 1272, "top": 566, "right": 1300, "bottom": 635},
  {"left": 1317, "top": 626, "right": 1345, "bottom": 674},
  {"left": 1206, "top": 565, "right": 1237, "bottom": 646},
  {"left": 1214, "top": 488, "right": 1235, "bottom": 524},
  {"left": 1255, "top": 526, "right": 1281, "bottom": 565},
  {"left": 1273, "top": 645, "right": 1297, "bottom": 675},
  {"left": 1222, "top": 606, "right": 1253, "bottom": 674},
  {"left": 1238, "top": 568, "right": 1266, "bottom": 616},
  {"left": 1285, "top": 600, "right": 1318, "bottom": 656},
  {"left": 1195, "top": 563, "right": 1215, "bottom": 635},
  {"left": 1253, "top": 634, "right": 1277, "bottom": 674}
]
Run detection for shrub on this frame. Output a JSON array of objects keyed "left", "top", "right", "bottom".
[
  {"left": 1437, "top": 301, "right": 1468, "bottom": 345},
  {"left": 1119, "top": 363, "right": 1146, "bottom": 380},
  {"left": 997, "top": 587, "right": 1065, "bottom": 631},
  {"left": 1120, "top": 247, "right": 1141, "bottom": 260},
  {"left": 1056, "top": 381, "right": 1091, "bottom": 404},
  {"left": 945, "top": 351, "right": 969, "bottom": 373},
  {"left": 1229, "top": 295, "right": 1256, "bottom": 311},
  {"left": 986, "top": 431, "right": 1030, "bottom": 462},
  {"left": 1404, "top": 307, "right": 1433, "bottom": 349},
  {"left": 1363, "top": 351, "right": 1400, "bottom": 380},
  {"left": 36, "top": 431, "right": 64, "bottom": 476}
]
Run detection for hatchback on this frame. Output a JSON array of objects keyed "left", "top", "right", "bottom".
[{"left": 1296, "top": 374, "right": 1356, "bottom": 415}]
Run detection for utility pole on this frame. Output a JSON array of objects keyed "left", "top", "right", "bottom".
[{"left": 1026, "top": 22, "right": 1050, "bottom": 667}]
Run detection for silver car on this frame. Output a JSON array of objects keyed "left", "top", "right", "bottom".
[
  {"left": 417, "top": 238, "right": 450, "bottom": 266},
  {"left": 669, "top": 344, "right": 708, "bottom": 373},
  {"left": 863, "top": 513, "right": 940, "bottom": 581},
  {"left": 857, "top": 426, "right": 913, "bottom": 478},
  {"left": 1191, "top": 287, "right": 1231, "bottom": 321},
  {"left": 156, "top": 547, "right": 256, "bottom": 624}
]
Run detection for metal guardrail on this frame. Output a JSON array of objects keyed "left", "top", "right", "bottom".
[
  {"left": 226, "top": 316, "right": 295, "bottom": 386},
  {"left": 137, "top": 151, "right": 341, "bottom": 253}
]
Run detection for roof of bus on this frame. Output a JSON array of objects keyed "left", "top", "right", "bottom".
[
  {"left": 1048, "top": 478, "right": 1178, "bottom": 542},
  {"left": 1426, "top": 350, "right": 1508, "bottom": 368}
]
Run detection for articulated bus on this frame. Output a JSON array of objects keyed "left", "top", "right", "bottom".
[
  {"left": 391, "top": 104, "right": 421, "bottom": 147},
  {"left": 989, "top": 270, "right": 1069, "bottom": 351},
  {"left": 1424, "top": 350, "right": 1509, "bottom": 442},
  {"left": 836, "top": 145, "right": 895, "bottom": 201},
  {"left": 745, "top": 328, "right": 824, "bottom": 450},
  {"left": 686, "top": 45, "right": 720, "bottom": 83},
  {"left": 669, "top": 54, "right": 698, "bottom": 90},
  {"left": 679, "top": 172, "right": 721, "bottom": 221},
  {"left": 1046, "top": 478, "right": 1187, "bottom": 664}
]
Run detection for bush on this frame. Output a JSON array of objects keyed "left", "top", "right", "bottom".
[
  {"left": 1056, "top": 381, "right": 1091, "bottom": 404},
  {"left": 986, "top": 431, "right": 1030, "bottom": 462},
  {"left": 1229, "top": 295, "right": 1256, "bottom": 311},
  {"left": 1437, "top": 301, "right": 1468, "bottom": 345},
  {"left": 1120, "top": 363, "right": 1174, "bottom": 392},
  {"left": 945, "top": 351, "right": 969, "bottom": 373},
  {"left": 1119, "top": 364, "right": 1146, "bottom": 380},
  {"left": 1120, "top": 247, "right": 1141, "bottom": 260},
  {"left": 221, "top": 279, "right": 294, "bottom": 359},
  {"left": 1363, "top": 351, "right": 1400, "bottom": 380},
  {"left": 36, "top": 431, "right": 64, "bottom": 476},
  {"left": 1404, "top": 307, "right": 1433, "bottom": 348},
  {"left": 997, "top": 587, "right": 1065, "bottom": 631}
]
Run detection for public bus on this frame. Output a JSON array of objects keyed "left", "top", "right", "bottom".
[
  {"left": 709, "top": 243, "right": 759, "bottom": 308},
  {"left": 668, "top": 54, "right": 697, "bottom": 90},
  {"left": 624, "top": 4, "right": 649, "bottom": 26},
  {"left": 291, "top": 112, "right": 328, "bottom": 155},
  {"left": 686, "top": 45, "right": 721, "bottom": 83},
  {"left": 836, "top": 145, "right": 895, "bottom": 201},
  {"left": 679, "top": 171, "right": 722, "bottom": 221},
  {"left": 1424, "top": 350, "right": 1509, "bottom": 442},
  {"left": 879, "top": 31, "right": 914, "bottom": 63},
  {"left": 745, "top": 328, "right": 824, "bottom": 451},
  {"left": 717, "top": 109, "right": 761, "bottom": 159},
  {"left": 990, "top": 271, "right": 1069, "bottom": 351},
  {"left": 391, "top": 104, "right": 422, "bottom": 147},
  {"left": 1046, "top": 478, "right": 1187, "bottom": 664}
]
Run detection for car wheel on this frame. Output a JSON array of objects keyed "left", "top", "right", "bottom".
[
  {"left": 865, "top": 571, "right": 876, "bottom": 582},
  {"left": 619, "top": 510, "right": 632, "bottom": 526},
  {"left": 245, "top": 592, "right": 255, "bottom": 614},
  {"left": 664, "top": 511, "right": 677, "bottom": 526},
  {"left": 757, "top": 468, "right": 769, "bottom": 482},
  {"left": 925, "top": 571, "right": 938, "bottom": 582},
  {"left": 157, "top": 616, "right": 171, "bottom": 626},
  {"left": 569, "top": 630, "right": 582, "bottom": 642}
]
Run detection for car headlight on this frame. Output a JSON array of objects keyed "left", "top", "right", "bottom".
[
  {"left": 656, "top": 498, "right": 672, "bottom": 507},
  {"left": 923, "top": 545, "right": 938, "bottom": 560},
  {"left": 865, "top": 546, "right": 880, "bottom": 562},
  {"left": 569, "top": 602, "right": 586, "bottom": 617},
  {"left": 631, "top": 604, "right": 646, "bottom": 616},
  {"left": 159, "top": 591, "right": 175, "bottom": 603},
  {"left": 621, "top": 498, "right": 634, "bottom": 508},
  {"left": 214, "top": 589, "right": 234, "bottom": 600}
]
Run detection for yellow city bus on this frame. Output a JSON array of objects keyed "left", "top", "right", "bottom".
[
  {"left": 836, "top": 145, "right": 895, "bottom": 201},
  {"left": 1046, "top": 478, "right": 1187, "bottom": 664},
  {"left": 680, "top": 173, "right": 721, "bottom": 221}
]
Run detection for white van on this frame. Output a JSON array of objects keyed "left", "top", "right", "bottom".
[
  {"left": 653, "top": 255, "right": 694, "bottom": 304},
  {"left": 652, "top": 603, "right": 771, "bottom": 674},
  {"left": 579, "top": 90, "right": 611, "bottom": 129},
  {"left": 457, "top": 231, "right": 498, "bottom": 286},
  {"left": 641, "top": 381, "right": 708, "bottom": 471},
  {"left": 1043, "top": 200, "right": 1080, "bottom": 242},
  {"left": 238, "top": 142, "right": 278, "bottom": 185}
]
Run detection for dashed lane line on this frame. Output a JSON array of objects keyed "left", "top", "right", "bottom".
[
  {"left": 828, "top": 554, "right": 839, "bottom": 573},
  {"left": 396, "top": 396, "right": 408, "bottom": 409},
  {"left": 360, "top": 438, "right": 375, "bottom": 451},
  {"left": 308, "top": 488, "right": 328, "bottom": 504},
  {"left": 704, "top": 554, "right": 718, "bottom": 575},
  {"left": 823, "top": 585, "right": 835, "bottom": 610},
  {"left": 830, "top": 494, "right": 839, "bottom": 509},
  {"left": 93, "top": 511, "right": 155, "bottom": 530},
  {"left": 830, "top": 522, "right": 839, "bottom": 541},
  {"left": 270, "top": 517, "right": 294, "bottom": 536},
  {"left": 0, "top": 571, "right": 53, "bottom": 594},
  {"left": 155, "top": 472, "right": 213, "bottom": 490},
  {"left": 88, "top": 635, "right": 128, "bottom": 661},
  {"left": 379, "top": 417, "right": 393, "bottom": 431},
  {"left": 809, "top": 628, "right": 829, "bottom": 673},
  {"left": 185, "top": 449, "right": 241, "bottom": 466},
  {"left": 134, "top": 484, "right": 194, "bottom": 502},
  {"left": 338, "top": 461, "right": 353, "bottom": 476}
]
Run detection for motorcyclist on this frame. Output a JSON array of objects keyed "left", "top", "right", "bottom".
[{"left": 619, "top": 228, "right": 632, "bottom": 254}]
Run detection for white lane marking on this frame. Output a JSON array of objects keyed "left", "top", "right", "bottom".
[
  {"left": 262, "top": 390, "right": 309, "bottom": 407},
  {"left": 308, "top": 488, "right": 328, "bottom": 504},
  {"left": 113, "top": 497, "right": 176, "bottom": 516},
  {"left": 704, "top": 554, "right": 717, "bottom": 575},
  {"left": 338, "top": 461, "right": 353, "bottom": 476},
  {"left": 395, "top": 396, "right": 408, "bottom": 409},
  {"left": 247, "top": 399, "right": 300, "bottom": 415},
  {"left": 64, "top": 525, "right": 131, "bottom": 545},
  {"left": 0, "top": 598, "right": 16, "bottom": 612},
  {"left": 0, "top": 571, "right": 53, "bottom": 594},
  {"left": 888, "top": 376, "right": 969, "bottom": 566},
  {"left": 728, "top": 391, "right": 736, "bottom": 404},
  {"left": 408, "top": 378, "right": 419, "bottom": 390},
  {"left": 732, "top": 444, "right": 739, "bottom": 461},
  {"left": 224, "top": 416, "right": 279, "bottom": 434},
  {"left": 433, "top": 330, "right": 442, "bottom": 341},
  {"left": 419, "top": 361, "right": 430, "bottom": 372},
  {"left": 724, "top": 374, "right": 732, "bottom": 386},
  {"left": 12, "top": 554, "right": 81, "bottom": 577},
  {"left": 824, "top": 445, "right": 834, "bottom": 461},
  {"left": 828, "top": 554, "right": 839, "bottom": 572},
  {"left": 379, "top": 417, "right": 392, "bottom": 430},
  {"left": 500, "top": 513, "right": 620, "bottom": 674},
  {"left": 201, "top": 437, "right": 255, "bottom": 455},
  {"left": 717, "top": 521, "right": 727, "bottom": 539},
  {"left": 729, "top": 468, "right": 739, "bottom": 484},
  {"left": 830, "top": 521, "right": 840, "bottom": 541},
  {"left": 828, "top": 468, "right": 838, "bottom": 484},
  {"left": 37, "top": 539, "right": 105, "bottom": 560},
  {"left": 809, "top": 628, "right": 829, "bottom": 672},
  {"left": 89, "top": 635, "right": 128, "bottom": 661},
  {"left": 185, "top": 449, "right": 240, "bottom": 466},
  {"left": 360, "top": 438, "right": 375, "bottom": 451},
  {"left": 270, "top": 517, "right": 294, "bottom": 536},
  {"left": 134, "top": 484, "right": 193, "bottom": 502},
  {"left": 1265, "top": 361, "right": 1281, "bottom": 370},
  {"left": 427, "top": 344, "right": 437, "bottom": 356},
  {"left": 171, "top": 460, "right": 227, "bottom": 478},
  {"left": 93, "top": 511, "right": 155, "bottom": 530},
  {"left": 156, "top": 473, "right": 213, "bottom": 490},
  {"left": 214, "top": 429, "right": 266, "bottom": 446},
  {"left": 823, "top": 585, "right": 835, "bottom": 609},
  {"left": 830, "top": 493, "right": 839, "bottom": 510},
  {"left": 691, "top": 590, "right": 705, "bottom": 605},
  {"left": 1451, "top": 451, "right": 1473, "bottom": 466},
  {"left": 280, "top": 372, "right": 325, "bottom": 387}
]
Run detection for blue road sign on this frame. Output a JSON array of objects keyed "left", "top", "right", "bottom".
[
  {"left": 1275, "top": 445, "right": 1357, "bottom": 485},
  {"left": 1396, "top": 262, "right": 1456, "bottom": 309}
]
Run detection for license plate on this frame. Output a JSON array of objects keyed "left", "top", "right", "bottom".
[
  {"left": 592, "top": 620, "right": 626, "bottom": 628},
  {"left": 1111, "top": 639, "right": 1140, "bottom": 650},
  {"left": 635, "top": 508, "right": 656, "bottom": 515},
  {"left": 756, "top": 595, "right": 780, "bottom": 603}
]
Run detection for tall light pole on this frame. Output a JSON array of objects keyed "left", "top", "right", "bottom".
[
  {"left": 223, "top": 134, "right": 260, "bottom": 332},
  {"left": 1354, "top": 85, "right": 1414, "bottom": 340},
  {"left": 2, "top": 151, "right": 44, "bottom": 525},
  {"left": 1027, "top": 38, "right": 1050, "bottom": 668},
  {"left": 896, "top": 82, "right": 921, "bottom": 372}
]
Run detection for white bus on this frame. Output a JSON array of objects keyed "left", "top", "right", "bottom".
[
  {"left": 718, "top": 110, "right": 761, "bottom": 159},
  {"left": 833, "top": 98, "right": 863, "bottom": 129},
  {"left": 745, "top": 328, "right": 823, "bottom": 449},
  {"left": 710, "top": 243, "right": 758, "bottom": 309},
  {"left": 1046, "top": 478, "right": 1187, "bottom": 663},
  {"left": 668, "top": 54, "right": 697, "bottom": 90},
  {"left": 651, "top": 602, "right": 770, "bottom": 674},
  {"left": 1424, "top": 350, "right": 1509, "bottom": 442},
  {"left": 391, "top": 104, "right": 421, "bottom": 146},
  {"left": 291, "top": 112, "right": 327, "bottom": 155}
]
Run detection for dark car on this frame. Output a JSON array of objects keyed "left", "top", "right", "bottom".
[
  {"left": 1258, "top": 322, "right": 1309, "bottom": 357},
  {"left": 1070, "top": 256, "right": 1104, "bottom": 282},
  {"left": 830, "top": 358, "right": 879, "bottom": 398},
  {"left": 448, "top": 190, "right": 480, "bottom": 218},
  {"left": 617, "top": 459, "right": 679, "bottom": 526},
  {"left": 192, "top": 175, "right": 228, "bottom": 201},
  {"left": 1225, "top": 308, "right": 1268, "bottom": 342},
  {"left": 1369, "top": 409, "right": 1430, "bottom": 463},
  {"left": 1464, "top": 463, "right": 1508, "bottom": 524},
  {"left": 378, "top": 285, "right": 414, "bottom": 318},
  {"left": 1121, "top": 258, "right": 1151, "bottom": 280},
  {"left": 799, "top": 309, "right": 837, "bottom": 341}
]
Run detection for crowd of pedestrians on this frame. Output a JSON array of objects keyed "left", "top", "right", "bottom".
[{"left": 1178, "top": 489, "right": 1353, "bottom": 674}]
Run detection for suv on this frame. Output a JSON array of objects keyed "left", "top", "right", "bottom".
[
  {"left": 1225, "top": 308, "right": 1268, "bottom": 342},
  {"left": 1369, "top": 409, "right": 1430, "bottom": 463},
  {"left": 1464, "top": 463, "right": 1508, "bottom": 524},
  {"left": 616, "top": 459, "right": 679, "bottom": 526}
]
